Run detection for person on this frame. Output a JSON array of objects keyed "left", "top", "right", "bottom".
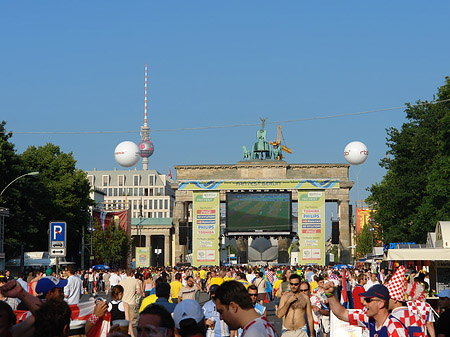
[
  {"left": 65, "top": 266, "right": 83, "bottom": 305},
  {"left": 170, "top": 273, "right": 183, "bottom": 304},
  {"left": 110, "top": 270, "right": 122, "bottom": 289},
  {"left": 436, "top": 289, "right": 450, "bottom": 337},
  {"left": 107, "top": 285, "right": 134, "bottom": 337},
  {"left": 276, "top": 274, "right": 314, "bottom": 337},
  {"left": 28, "top": 270, "right": 43, "bottom": 296},
  {"left": 253, "top": 272, "right": 266, "bottom": 305},
  {"left": 323, "top": 282, "right": 408, "bottom": 337},
  {"left": 140, "top": 280, "right": 176, "bottom": 314},
  {"left": 0, "top": 276, "right": 19, "bottom": 310},
  {"left": 119, "top": 269, "right": 140, "bottom": 325},
  {"left": 364, "top": 272, "right": 379, "bottom": 291},
  {"left": 202, "top": 284, "right": 230, "bottom": 337},
  {"left": 214, "top": 280, "right": 278, "bottom": 337},
  {"left": 137, "top": 304, "right": 176, "bottom": 337},
  {"left": 178, "top": 276, "right": 200, "bottom": 302},
  {"left": 103, "top": 270, "right": 111, "bottom": 296},
  {"left": 353, "top": 274, "right": 368, "bottom": 310},
  {"left": 34, "top": 298, "right": 72, "bottom": 337},
  {"left": 174, "top": 299, "right": 206, "bottom": 337},
  {"left": 36, "top": 276, "right": 68, "bottom": 301},
  {"left": 247, "top": 285, "right": 267, "bottom": 317},
  {"left": 144, "top": 273, "right": 154, "bottom": 297},
  {"left": 310, "top": 279, "right": 330, "bottom": 337},
  {"left": 279, "top": 269, "right": 292, "bottom": 298},
  {"left": 406, "top": 280, "right": 436, "bottom": 337}
]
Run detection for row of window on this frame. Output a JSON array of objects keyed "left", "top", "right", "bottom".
[
  {"left": 132, "top": 211, "right": 170, "bottom": 218},
  {"left": 131, "top": 199, "right": 170, "bottom": 210},
  {"left": 104, "top": 187, "right": 165, "bottom": 197},
  {"left": 88, "top": 174, "right": 158, "bottom": 187}
]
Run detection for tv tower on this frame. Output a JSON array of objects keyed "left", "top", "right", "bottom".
[{"left": 138, "top": 64, "right": 154, "bottom": 170}]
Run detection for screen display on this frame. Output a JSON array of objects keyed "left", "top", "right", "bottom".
[{"left": 226, "top": 192, "right": 292, "bottom": 232}]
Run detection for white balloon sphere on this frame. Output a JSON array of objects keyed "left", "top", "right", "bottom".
[
  {"left": 114, "top": 141, "right": 140, "bottom": 167},
  {"left": 344, "top": 141, "right": 368, "bottom": 165}
]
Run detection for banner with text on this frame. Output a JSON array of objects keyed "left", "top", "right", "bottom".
[
  {"left": 135, "top": 247, "right": 150, "bottom": 268},
  {"left": 298, "top": 190, "right": 326, "bottom": 265},
  {"left": 192, "top": 191, "right": 220, "bottom": 267}
]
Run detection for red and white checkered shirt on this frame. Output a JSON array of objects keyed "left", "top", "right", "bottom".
[
  {"left": 266, "top": 270, "right": 274, "bottom": 284},
  {"left": 407, "top": 300, "right": 435, "bottom": 324},
  {"left": 390, "top": 307, "right": 425, "bottom": 337},
  {"left": 348, "top": 309, "right": 408, "bottom": 337}
]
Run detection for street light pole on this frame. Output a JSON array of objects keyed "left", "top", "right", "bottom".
[{"left": 0, "top": 171, "right": 39, "bottom": 271}]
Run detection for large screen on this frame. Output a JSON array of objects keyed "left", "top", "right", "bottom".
[{"left": 226, "top": 192, "right": 292, "bottom": 232}]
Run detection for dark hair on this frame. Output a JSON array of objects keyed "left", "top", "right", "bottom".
[
  {"left": 0, "top": 301, "right": 15, "bottom": 327},
  {"left": 111, "top": 285, "right": 124, "bottom": 300},
  {"left": 34, "top": 299, "right": 71, "bottom": 337},
  {"left": 186, "top": 275, "right": 193, "bottom": 281},
  {"left": 156, "top": 282, "right": 171, "bottom": 298},
  {"left": 140, "top": 304, "right": 175, "bottom": 330},
  {"left": 215, "top": 281, "right": 253, "bottom": 310},
  {"left": 175, "top": 273, "right": 181, "bottom": 280},
  {"left": 289, "top": 274, "right": 301, "bottom": 282},
  {"left": 248, "top": 285, "right": 258, "bottom": 292},
  {"left": 178, "top": 318, "right": 206, "bottom": 337}
]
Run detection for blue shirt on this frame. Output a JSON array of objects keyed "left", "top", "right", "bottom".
[
  {"left": 203, "top": 299, "right": 229, "bottom": 337},
  {"left": 154, "top": 298, "right": 177, "bottom": 314}
]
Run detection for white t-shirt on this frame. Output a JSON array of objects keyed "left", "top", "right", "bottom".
[
  {"left": 64, "top": 274, "right": 83, "bottom": 305},
  {"left": 241, "top": 316, "right": 277, "bottom": 337},
  {"left": 110, "top": 273, "right": 122, "bottom": 287}
]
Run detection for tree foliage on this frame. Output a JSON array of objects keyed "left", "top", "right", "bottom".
[
  {"left": 91, "top": 221, "right": 130, "bottom": 268},
  {"left": 0, "top": 121, "right": 93, "bottom": 264},
  {"left": 355, "top": 225, "right": 373, "bottom": 259},
  {"left": 368, "top": 77, "right": 450, "bottom": 243}
]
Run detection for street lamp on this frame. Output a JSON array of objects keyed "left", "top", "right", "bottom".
[{"left": 0, "top": 171, "right": 39, "bottom": 271}]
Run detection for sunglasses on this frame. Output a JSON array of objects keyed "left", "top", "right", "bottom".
[
  {"left": 249, "top": 293, "right": 258, "bottom": 297},
  {"left": 290, "top": 282, "right": 300, "bottom": 286},
  {"left": 364, "top": 298, "right": 382, "bottom": 303},
  {"left": 299, "top": 289, "right": 309, "bottom": 292}
]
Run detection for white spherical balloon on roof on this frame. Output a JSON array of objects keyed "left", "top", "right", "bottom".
[
  {"left": 114, "top": 141, "right": 140, "bottom": 167},
  {"left": 344, "top": 141, "right": 368, "bottom": 165}
]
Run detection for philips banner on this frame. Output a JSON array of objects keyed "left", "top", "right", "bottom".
[
  {"left": 192, "top": 191, "right": 220, "bottom": 267},
  {"left": 298, "top": 190, "right": 326, "bottom": 265},
  {"left": 135, "top": 247, "right": 150, "bottom": 268}
]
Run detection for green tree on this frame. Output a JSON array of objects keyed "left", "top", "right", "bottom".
[
  {"left": 355, "top": 225, "right": 373, "bottom": 259},
  {"left": 91, "top": 221, "right": 130, "bottom": 267},
  {"left": 368, "top": 77, "right": 450, "bottom": 243}
]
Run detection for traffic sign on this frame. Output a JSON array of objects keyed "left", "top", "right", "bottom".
[{"left": 49, "top": 221, "right": 66, "bottom": 257}]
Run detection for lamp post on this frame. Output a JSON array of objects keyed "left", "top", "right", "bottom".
[{"left": 0, "top": 171, "right": 39, "bottom": 271}]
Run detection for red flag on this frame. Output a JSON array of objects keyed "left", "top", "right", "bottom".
[
  {"left": 169, "top": 168, "right": 172, "bottom": 179},
  {"left": 341, "top": 270, "right": 349, "bottom": 305}
]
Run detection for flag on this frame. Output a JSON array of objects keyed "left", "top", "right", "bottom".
[
  {"left": 340, "top": 270, "right": 349, "bottom": 308},
  {"left": 169, "top": 168, "right": 172, "bottom": 179},
  {"left": 261, "top": 267, "right": 273, "bottom": 303}
]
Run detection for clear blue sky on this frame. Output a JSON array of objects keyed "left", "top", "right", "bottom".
[{"left": 2, "top": 1, "right": 449, "bottom": 221}]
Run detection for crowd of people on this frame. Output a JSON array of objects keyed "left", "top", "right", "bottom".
[{"left": 0, "top": 263, "right": 448, "bottom": 337}]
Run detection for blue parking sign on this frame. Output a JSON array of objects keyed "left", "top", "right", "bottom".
[{"left": 50, "top": 221, "right": 66, "bottom": 247}]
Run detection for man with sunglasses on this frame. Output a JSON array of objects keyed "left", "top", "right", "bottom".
[
  {"left": 277, "top": 274, "right": 314, "bottom": 337},
  {"left": 323, "top": 282, "right": 408, "bottom": 337},
  {"left": 248, "top": 285, "right": 267, "bottom": 317}
]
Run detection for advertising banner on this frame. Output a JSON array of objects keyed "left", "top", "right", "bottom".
[
  {"left": 179, "top": 179, "right": 339, "bottom": 191},
  {"left": 192, "top": 191, "right": 220, "bottom": 267},
  {"left": 92, "top": 209, "right": 130, "bottom": 233},
  {"left": 298, "top": 190, "right": 325, "bottom": 265},
  {"left": 355, "top": 207, "right": 373, "bottom": 233},
  {"left": 330, "top": 312, "right": 363, "bottom": 337},
  {"left": 135, "top": 247, "right": 150, "bottom": 268}
]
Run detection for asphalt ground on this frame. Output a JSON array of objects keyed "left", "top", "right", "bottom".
[{"left": 81, "top": 292, "right": 284, "bottom": 336}]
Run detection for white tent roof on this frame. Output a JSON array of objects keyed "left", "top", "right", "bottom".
[
  {"left": 384, "top": 248, "right": 450, "bottom": 261},
  {"left": 436, "top": 221, "right": 450, "bottom": 248}
]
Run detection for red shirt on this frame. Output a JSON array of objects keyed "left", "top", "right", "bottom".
[{"left": 352, "top": 285, "right": 365, "bottom": 309}]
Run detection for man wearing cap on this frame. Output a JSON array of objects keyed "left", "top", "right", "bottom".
[
  {"left": 323, "top": 282, "right": 408, "bottom": 337},
  {"left": 203, "top": 284, "right": 231, "bottom": 337},
  {"left": 386, "top": 266, "right": 425, "bottom": 337},
  {"left": 215, "top": 281, "right": 277, "bottom": 337},
  {"left": 174, "top": 299, "right": 206, "bottom": 337},
  {"left": 36, "top": 276, "right": 68, "bottom": 300},
  {"left": 436, "top": 289, "right": 450, "bottom": 337}
]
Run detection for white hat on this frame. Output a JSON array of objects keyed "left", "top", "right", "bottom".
[{"left": 173, "top": 299, "right": 204, "bottom": 329}]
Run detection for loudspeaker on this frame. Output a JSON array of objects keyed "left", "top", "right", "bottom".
[
  {"left": 331, "top": 220, "right": 340, "bottom": 244},
  {"left": 179, "top": 222, "right": 187, "bottom": 245}
]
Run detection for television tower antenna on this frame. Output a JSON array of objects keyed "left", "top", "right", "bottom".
[{"left": 139, "top": 64, "right": 154, "bottom": 170}]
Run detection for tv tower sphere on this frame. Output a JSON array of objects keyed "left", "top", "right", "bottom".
[
  {"left": 139, "top": 140, "right": 154, "bottom": 158},
  {"left": 114, "top": 141, "right": 140, "bottom": 167}
]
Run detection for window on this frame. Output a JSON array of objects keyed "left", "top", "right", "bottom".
[
  {"left": 139, "top": 188, "right": 143, "bottom": 196},
  {"left": 148, "top": 175, "right": 154, "bottom": 186},
  {"left": 144, "top": 188, "right": 148, "bottom": 196},
  {"left": 149, "top": 200, "right": 152, "bottom": 210},
  {"left": 149, "top": 189, "right": 153, "bottom": 196},
  {"left": 108, "top": 188, "right": 112, "bottom": 196},
  {"left": 134, "top": 188, "right": 138, "bottom": 196},
  {"left": 119, "top": 188, "right": 123, "bottom": 196},
  {"left": 88, "top": 175, "right": 94, "bottom": 186},
  {"left": 133, "top": 175, "right": 139, "bottom": 186},
  {"left": 114, "top": 188, "right": 118, "bottom": 196},
  {"left": 102, "top": 175, "right": 109, "bottom": 186},
  {"left": 133, "top": 201, "right": 137, "bottom": 210},
  {"left": 148, "top": 212, "right": 152, "bottom": 218},
  {"left": 143, "top": 200, "right": 147, "bottom": 210},
  {"left": 159, "top": 200, "right": 163, "bottom": 209},
  {"left": 118, "top": 175, "right": 124, "bottom": 186},
  {"left": 164, "top": 200, "right": 168, "bottom": 209},
  {"left": 158, "top": 212, "right": 163, "bottom": 218}
]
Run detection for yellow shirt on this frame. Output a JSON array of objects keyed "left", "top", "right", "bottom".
[
  {"left": 310, "top": 281, "right": 318, "bottom": 293},
  {"left": 170, "top": 280, "right": 183, "bottom": 298},
  {"left": 237, "top": 279, "right": 250, "bottom": 289},
  {"left": 223, "top": 276, "right": 235, "bottom": 282},
  {"left": 139, "top": 295, "right": 173, "bottom": 313},
  {"left": 209, "top": 277, "right": 224, "bottom": 286},
  {"left": 199, "top": 270, "right": 206, "bottom": 280},
  {"left": 273, "top": 279, "right": 283, "bottom": 296}
]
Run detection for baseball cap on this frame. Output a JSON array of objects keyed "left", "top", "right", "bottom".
[
  {"left": 360, "top": 284, "right": 390, "bottom": 301},
  {"left": 173, "top": 299, "right": 204, "bottom": 329},
  {"left": 209, "top": 284, "right": 219, "bottom": 294},
  {"left": 36, "top": 276, "right": 68, "bottom": 295},
  {"left": 436, "top": 289, "right": 450, "bottom": 299}
]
